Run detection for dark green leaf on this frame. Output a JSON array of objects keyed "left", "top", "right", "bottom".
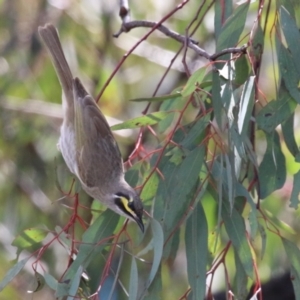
[
  {"left": 278, "top": 44, "right": 300, "bottom": 103},
  {"left": 280, "top": 6, "right": 300, "bottom": 76},
  {"left": 185, "top": 202, "right": 208, "bottom": 300},
  {"left": 258, "top": 131, "right": 286, "bottom": 198},
  {"left": 56, "top": 210, "right": 119, "bottom": 297},
  {"left": 0, "top": 256, "right": 31, "bottom": 291},
  {"left": 154, "top": 147, "right": 205, "bottom": 239},
  {"left": 216, "top": 2, "right": 249, "bottom": 51},
  {"left": 222, "top": 200, "right": 253, "bottom": 278},
  {"left": 290, "top": 170, "right": 300, "bottom": 209},
  {"left": 282, "top": 113, "right": 300, "bottom": 160},
  {"left": 212, "top": 71, "right": 223, "bottom": 127},
  {"left": 214, "top": 0, "right": 233, "bottom": 40},
  {"left": 256, "top": 86, "right": 297, "bottom": 133},
  {"left": 142, "top": 266, "right": 162, "bottom": 300},
  {"left": 282, "top": 238, "right": 300, "bottom": 300},
  {"left": 111, "top": 111, "right": 176, "bottom": 130},
  {"left": 234, "top": 55, "right": 250, "bottom": 85},
  {"left": 233, "top": 249, "right": 248, "bottom": 299}
]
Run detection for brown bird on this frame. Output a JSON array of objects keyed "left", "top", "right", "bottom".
[{"left": 38, "top": 24, "right": 144, "bottom": 231}]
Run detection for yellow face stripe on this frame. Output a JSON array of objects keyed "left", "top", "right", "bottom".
[{"left": 119, "top": 196, "right": 136, "bottom": 217}]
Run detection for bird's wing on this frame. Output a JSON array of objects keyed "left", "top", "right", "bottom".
[{"left": 73, "top": 78, "right": 123, "bottom": 188}]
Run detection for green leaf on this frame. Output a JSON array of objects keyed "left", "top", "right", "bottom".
[
  {"left": 290, "top": 170, "right": 300, "bottom": 209},
  {"left": 154, "top": 147, "right": 205, "bottom": 239},
  {"left": 130, "top": 92, "right": 181, "bottom": 102},
  {"left": 282, "top": 238, "right": 300, "bottom": 300},
  {"left": 282, "top": 113, "right": 300, "bottom": 160},
  {"left": 278, "top": 43, "right": 300, "bottom": 103},
  {"left": 216, "top": 2, "right": 249, "bottom": 52},
  {"left": 256, "top": 86, "right": 297, "bottom": 133},
  {"left": 258, "top": 131, "right": 286, "bottom": 198},
  {"left": 222, "top": 200, "right": 253, "bottom": 278},
  {"left": 214, "top": 0, "right": 233, "bottom": 40},
  {"left": 129, "top": 257, "right": 138, "bottom": 300},
  {"left": 280, "top": 6, "right": 300, "bottom": 76},
  {"left": 185, "top": 202, "right": 208, "bottom": 300},
  {"left": 238, "top": 76, "right": 255, "bottom": 137},
  {"left": 181, "top": 66, "right": 208, "bottom": 97},
  {"left": 0, "top": 256, "right": 31, "bottom": 291},
  {"left": 258, "top": 223, "right": 267, "bottom": 259},
  {"left": 146, "top": 219, "right": 164, "bottom": 289},
  {"left": 12, "top": 228, "right": 48, "bottom": 249},
  {"left": 44, "top": 273, "right": 58, "bottom": 291},
  {"left": 111, "top": 111, "right": 176, "bottom": 130},
  {"left": 234, "top": 55, "right": 250, "bottom": 86},
  {"left": 143, "top": 266, "right": 162, "bottom": 300},
  {"left": 28, "top": 272, "right": 45, "bottom": 293},
  {"left": 56, "top": 210, "right": 119, "bottom": 297},
  {"left": 212, "top": 71, "right": 223, "bottom": 127},
  {"left": 233, "top": 249, "right": 249, "bottom": 299}
]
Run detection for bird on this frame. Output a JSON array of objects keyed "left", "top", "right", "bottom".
[{"left": 38, "top": 24, "right": 144, "bottom": 232}]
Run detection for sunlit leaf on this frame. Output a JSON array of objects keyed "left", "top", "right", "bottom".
[
  {"left": 111, "top": 111, "right": 176, "bottom": 130},
  {"left": 12, "top": 228, "right": 48, "bottom": 249}
]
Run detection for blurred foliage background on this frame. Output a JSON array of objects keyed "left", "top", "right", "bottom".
[{"left": 1, "top": 0, "right": 300, "bottom": 299}]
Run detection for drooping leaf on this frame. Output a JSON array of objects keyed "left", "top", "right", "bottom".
[
  {"left": 282, "top": 113, "right": 300, "bottom": 161},
  {"left": 212, "top": 71, "right": 223, "bottom": 127},
  {"left": 145, "top": 219, "right": 164, "bottom": 289},
  {"left": 214, "top": 0, "right": 233, "bottom": 39},
  {"left": 238, "top": 76, "right": 255, "bottom": 137},
  {"left": 258, "top": 131, "right": 286, "bottom": 198},
  {"left": 290, "top": 170, "right": 300, "bottom": 209},
  {"left": 280, "top": 6, "right": 300, "bottom": 76},
  {"left": 233, "top": 248, "right": 249, "bottom": 299},
  {"left": 28, "top": 272, "right": 45, "bottom": 293},
  {"left": 234, "top": 55, "right": 250, "bottom": 86},
  {"left": 185, "top": 202, "right": 208, "bottom": 300},
  {"left": 282, "top": 238, "right": 300, "bottom": 300},
  {"left": 278, "top": 43, "right": 300, "bottom": 103},
  {"left": 154, "top": 146, "right": 205, "bottom": 240},
  {"left": 256, "top": 86, "right": 297, "bottom": 133},
  {"left": 56, "top": 210, "right": 119, "bottom": 297},
  {"left": 143, "top": 266, "right": 162, "bottom": 300},
  {"left": 0, "top": 256, "right": 31, "bottom": 291},
  {"left": 128, "top": 257, "right": 138, "bottom": 300},
  {"left": 222, "top": 200, "right": 253, "bottom": 278},
  {"left": 111, "top": 111, "right": 176, "bottom": 130},
  {"left": 216, "top": 2, "right": 249, "bottom": 52}
]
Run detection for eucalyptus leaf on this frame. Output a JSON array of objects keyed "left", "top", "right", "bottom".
[
  {"left": 258, "top": 131, "right": 286, "bottom": 198},
  {"left": 185, "top": 202, "right": 208, "bottom": 300}
]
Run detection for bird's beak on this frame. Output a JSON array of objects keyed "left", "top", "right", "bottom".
[{"left": 134, "top": 215, "right": 144, "bottom": 233}]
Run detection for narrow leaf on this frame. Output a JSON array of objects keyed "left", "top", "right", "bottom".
[
  {"left": 111, "top": 111, "right": 175, "bottom": 130},
  {"left": 222, "top": 201, "right": 253, "bottom": 278},
  {"left": 0, "top": 256, "right": 31, "bottom": 291},
  {"left": 290, "top": 170, "right": 300, "bottom": 209},
  {"left": 185, "top": 202, "right": 208, "bottom": 300},
  {"left": 129, "top": 257, "right": 138, "bottom": 300},
  {"left": 146, "top": 218, "right": 164, "bottom": 288},
  {"left": 282, "top": 238, "right": 300, "bottom": 300},
  {"left": 216, "top": 2, "right": 249, "bottom": 51},
  {"left": 258, "top": 131, "right": 286, "bottom": 198}
]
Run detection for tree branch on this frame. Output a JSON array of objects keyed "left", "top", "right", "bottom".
[{"left": 114, "top": 20, "right": 247, "bottom": 61}]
